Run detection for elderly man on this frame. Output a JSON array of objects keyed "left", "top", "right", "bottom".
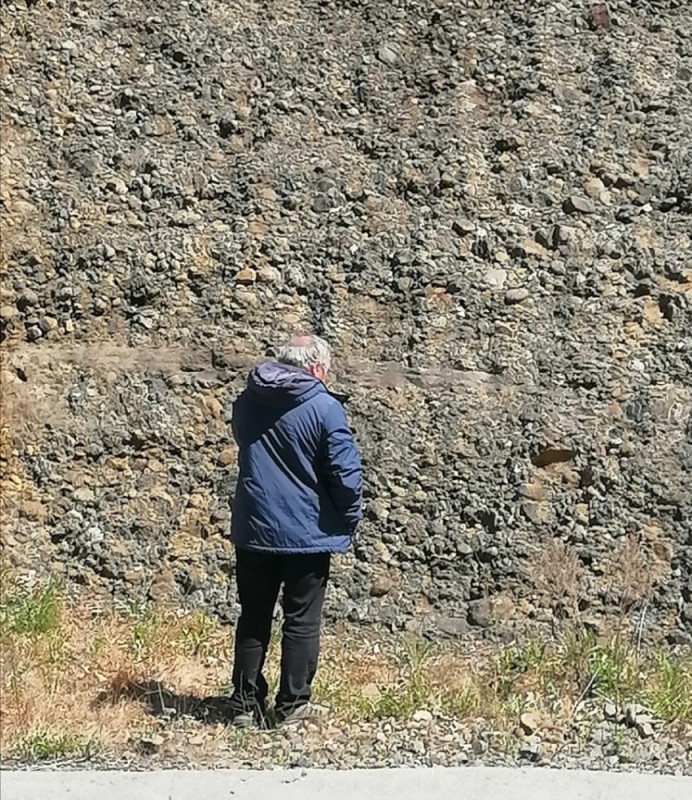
[{"left": 228, "top": 334, "right": 362, "bottom": 727}]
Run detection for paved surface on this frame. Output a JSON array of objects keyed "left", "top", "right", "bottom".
[{"left": 2, "top": 767, "right": 691, "bottom": 800}]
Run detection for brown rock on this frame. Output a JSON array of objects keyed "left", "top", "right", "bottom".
[
  {"left": 73, "top": 487, "right": 95, "bottom": 502},
  {"left": 642, "top": 298, "right": 663, "bottom": 325},
  {"left": 257, "top": 266, "right": 281, "bottom": 284},
  {"left": 20, "top": 500, "right": 48, "bottom": 521},
  {"left": 521, "top": 238, "right": 549, "bottom": 258},
  {"left": 218, "top": 446, "right": 236, "bottom": 466},
  {"left": 39, "top": 316, "right": 58, "bottom": 333},
  {"left": 0, "top": 305, "right": 18, "bottom": 321},
  {"left": 574, "top": 503, "right": 590, "bottom": 524},
  {"left": 370, "top": 575, "right": 392, "bottom": 597},
  {"left": 361, "top": 683, "right": 381, "bottom": 702},
  {"left": 520, "top": 711, "right": 541, "bottom": 735},
  {"left": 203, "top": 394, "right": 223, "bottom": 418},
  {"left": 149, "top": 567, "right": 179, "bottom": 604},
  {"left": 138, "top": 734, "right": 164, "bottom": 754},
  {"left": 584, "top": 177, "right": 605, "bottom": 199},
  {"left": 235, "top": 268, "right": 257, "bottom": 284},
  {"left": 522, "top": 500, "right": 552, "bottom": 524},
  {"left": 589, "top": 4, "right": 611, "bottom": 31},
  {"left": 532, "top": 445, "right": 574, "bottom": 468},
  {"left": 520, "top": 482, "right": 548, "bottom": 501},
  {"left": 124, "top": 569, "right": 145, "bottom": 584},
  {"left": 491, "top": 594, "right": 516, "bottom": 621}
]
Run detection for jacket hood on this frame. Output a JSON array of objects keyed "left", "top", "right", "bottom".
[{"left": 247, "top": 362, "right": 324, "bottom": 407}]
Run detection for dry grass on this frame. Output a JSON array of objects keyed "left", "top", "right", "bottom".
[
  {"left": 532, "top": 538, "right": 586, "bottom": 623},
  {"left": 1, "top": 569, "right": 691, "bottom": 763},
  {"left": 0, "top": 566, "right": 237, "bottom": 759},
  {"left": 606, "top": 534, "right": 658, "bottom": 612}
]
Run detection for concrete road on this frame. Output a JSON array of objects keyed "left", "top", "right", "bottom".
[{"left": 2, "top": 767, "right": 691, "bottom": 800}]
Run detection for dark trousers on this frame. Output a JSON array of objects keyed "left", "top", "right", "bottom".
[{"left": 231, "top": 547, "right": 330, "bottom": 716}]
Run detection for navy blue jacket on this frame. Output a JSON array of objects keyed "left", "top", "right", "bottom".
[{"left": 230, "top": 362, "right": 363, "bottom": 554}]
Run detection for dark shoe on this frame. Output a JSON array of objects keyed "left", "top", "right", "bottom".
[
  {"left": 276, "top": 702, "right": 329, "bottom": 727},
  {"left": 226, "top": 696, "right": 268, "bottom": 729},
  {"left": 231, "top": 709, "right": 257, "bottom": 729}
]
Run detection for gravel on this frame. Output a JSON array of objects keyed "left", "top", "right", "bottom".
[{"left": 4, "top": 715, "right": 692, "bottom": 775}]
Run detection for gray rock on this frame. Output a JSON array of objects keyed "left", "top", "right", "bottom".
[
  {"left": 590, "top": 727, "right": 611, "bottom": 745},
  {"left": 518, "top": 738, "right": 542, "bottom": 762},
  {"left": 377, "top": 44, "right": 400, "bottom": 66},
  {"left": 434, "top": 616, "right": 469, "bottom": 637},
  {"left": 18, "top": 289, "right": 39, "bottom": 308},
  {"left": 312, "top": 196, "right": 331, "bottom": 213},
  {"left": 453, "top": 219, "right": 475, "bottom": 236},
  {"left": 106, "top": 177, "right": 128, "bottom": 195},
  {"left": 504, "top": 288, "right": 530, "bottom": 304},
  {"left": 467, "top": 599, "right": 492, "bottom": 628},
  {"left": 138, "top": 734, "right": 164, "bottom": 754},
  {"left": 637, "top": 721, "right": 655, "bottom": 739},
  {"left": 624, "top": 703, "right": 647, "bottom": 727},
  {"left": 486, "top": 269, "right": 508, "bottom": 290},
  {"left": 563, "top": 196, "right": 596, "bottom": 214},
  {"left": 589, "top": 3, "right": 611, "bottom": 31},
  {"left": 471, "top": 736, "right": 488, "bottom": 755}
]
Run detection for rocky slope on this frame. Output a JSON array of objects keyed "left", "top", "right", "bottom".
[{"left": 1, "top": 0, "right": 691, "bottom": 641}]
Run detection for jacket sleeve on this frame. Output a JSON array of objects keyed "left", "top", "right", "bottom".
[{"left": 322, "top": 401, "right": 363, "bottom": 531}]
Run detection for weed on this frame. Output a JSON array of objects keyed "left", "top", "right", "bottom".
[
  {"left": 644, "top": 649, "right": 692, "bottom": 722},
  {"left": 11, "top": 729, "right": 97, "bottom": 762},
  {"left": 181, "top": 612, "right": 219, "bottom": 657},
  {"left": 608, "top": 535, "right": 656, "bottom": 613},
  {"left": 493, "top": 641, "right": 555, "bottom": 702},
  {"left": 130, "top": 616, "right": 154, "bottom": 656},
  {"left": 371, "top": 687, "right": 412, "bottom": 719},
  {"left": 531, "top": 538, "right": 585, "bottom": 626},
  {"left": 1, "top": 576, "right": 690, "bottom": 763},
  {"left": 589, "top": 640, "right": 640, "bottom": 705},
  {"left": 441, "top": 687, "right": 477, "bottom": 717},
  {"left": 0, "top": 582, "right": 60, "bottom": 636},
  {"left": 226, "top": 726, "right": 255, "bottom": 747}
]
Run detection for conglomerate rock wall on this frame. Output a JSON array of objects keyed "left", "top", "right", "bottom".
[{"left": 1, "top": 0, "right": 691, "bottom": 641}]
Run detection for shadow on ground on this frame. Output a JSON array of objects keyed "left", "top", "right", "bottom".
[{"left": 94, "top": 677, "right": 234, "bottom": 725}]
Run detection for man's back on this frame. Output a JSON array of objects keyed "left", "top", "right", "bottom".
[
  {"left": 230, "top": 361, "right": 362, "bottom": 554},
  {"left": 227, "top": 335, "right": 362, "bottom": 727}
]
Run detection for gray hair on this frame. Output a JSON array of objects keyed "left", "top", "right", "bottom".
[{"left": 277, "top": 334, "right": 332, "bottom": 372}]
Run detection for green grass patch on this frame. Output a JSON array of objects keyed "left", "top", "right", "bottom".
[
  {"left": 181, "top": 611, "right": 220, "bottom": 657},
  {"left": 11, "top": 729, "right": 98, "bottom": 762},
  {"left": 644, "top": 649, "right": 692, "bottom": 721},
  {"left": 490, "top": 631, "right": 692, "bottom": 724},
  {"left": 0, "top": 582, "right": 60, "bottom": 636}
]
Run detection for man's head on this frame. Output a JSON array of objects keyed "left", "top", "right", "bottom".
[{"left": 277, "top": 334, "right": 332, "bottom": 383}]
